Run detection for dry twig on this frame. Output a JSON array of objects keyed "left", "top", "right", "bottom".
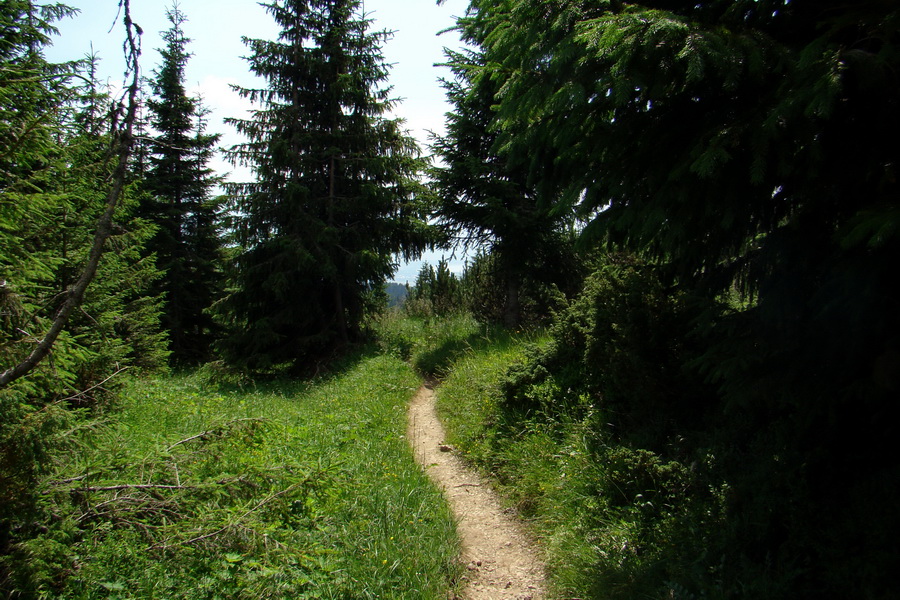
[
  {"left": 166, "top": 418, "right": 268, "bottom": 452},
  {"left": 150, "top": 480, "right": 306, "bottom": 551}
]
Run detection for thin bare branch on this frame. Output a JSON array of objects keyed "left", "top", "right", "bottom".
[
  {"left": 74, "top": 484, "right": 191, "bottom": 492},
  {"left": 0, "top": 1, "right": 142, "bottom": 389},
  {"left": 61, "top": 366, "right": 129, "bottom": 402},
  {"left": 165, "top": 418, "right": 269, "bottom": 452},
  {"left": 150, "top": 481, "right": 305, "bottom": 551}
]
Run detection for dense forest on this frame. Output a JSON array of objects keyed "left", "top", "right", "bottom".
[{"left": 2, "top": 0, "right": 898, "bottom": 598}]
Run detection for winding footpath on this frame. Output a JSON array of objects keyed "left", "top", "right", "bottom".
[{"left": 407, "top": 381, "right": 547, "bottom": 600}]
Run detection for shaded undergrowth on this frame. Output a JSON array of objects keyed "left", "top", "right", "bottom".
[
  {"left": 432, "top": 328, "right": 731, "bottom": 600},
  {"left": 422, "top": 254, "right": 899, "bottom": 600}
]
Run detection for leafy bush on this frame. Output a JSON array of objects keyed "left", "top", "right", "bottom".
[{"left": 503, "top": 255, "right": 715, "bottom": 453}]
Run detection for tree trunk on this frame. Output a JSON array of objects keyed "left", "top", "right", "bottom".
[
  {"left": 328, "top": 153, "right": 349, "bottom": 345},
  {"left": 503, "top": 272, "right": 521, "bottom": 329}
]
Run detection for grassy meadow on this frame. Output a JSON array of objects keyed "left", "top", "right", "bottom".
[{"left": 11, "top": 352, "right": 460, "bottom": 599}]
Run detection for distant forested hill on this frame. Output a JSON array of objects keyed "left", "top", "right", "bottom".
[{"left": 385, "top": 282, "right": 409, "bottom": 307}]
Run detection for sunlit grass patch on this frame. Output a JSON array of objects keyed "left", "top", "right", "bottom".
[
  {"left": 369, "top": 311, "right": 484, "bottom": 376},
  {"left": 22, "top": 353, "right": 459, "bottom": 599},
  {"left": 434, "top": 330, "right": 541, "bottom": 468},
  {"left": 434, "top": 330, "right": 730, "bottom": 600}
]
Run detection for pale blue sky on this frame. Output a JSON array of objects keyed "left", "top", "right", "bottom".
[{"left": 45, "top": 0, "right": 471, "bottom": 283}]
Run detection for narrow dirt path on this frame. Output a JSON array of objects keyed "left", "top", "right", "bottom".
[{"left": 407, "top": 381, "right": 547, "bottom": 600}]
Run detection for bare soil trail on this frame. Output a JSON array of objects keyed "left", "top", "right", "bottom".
[{"left": 407, "top": 381, "right": 547, "bottom": 600}]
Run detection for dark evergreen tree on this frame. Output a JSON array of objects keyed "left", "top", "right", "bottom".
[
  {"left": 221, "top": 0, "right": 431, "bottom": 372},
  {"left": 2, "top": 1, "right": 161, "bottom": 391},
  {"left": 66, "top": 61, "right": 169, "bottom": 381},
  {"left": 1, "top": 2, "right": 165, "bottom": 584},
  {"left": 408, "top": 259, "right": 461, "bottom": 316},
  {"left": 455, "top": 1, "right": 900, "bottom": 596},
  {"left": 1, "top": 1, "right": 79, "bottom": 257},
  {"left": 432, "top": 41, "right": 577, "bottom": 327},
  {"left": 143, "top": 3, "right": 224, "bottom": 365}
]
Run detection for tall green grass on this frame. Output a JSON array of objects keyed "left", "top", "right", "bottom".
[
  {"left": 433, "top": 335, "right": 608, "bottom": 598},
  {"left": 369, "top": 310, "right": 499, "bottom": 377},
  {"left": 9, "top": 353, "right": 460, "bottom": 599},
  {"left": 433, "top": 325, "right": 731, "bottom": 600}
]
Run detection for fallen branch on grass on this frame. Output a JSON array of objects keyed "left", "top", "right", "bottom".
[
  {"left": 48, "top": 472, "right": 98, "bottom": 486},
  {"left": 77, "top": 495, "right": 184, "bottom": 527},
  {"left": 73, "top": 484, "right": 191, "bottom": 492},
  {"left": 43, "top": 480, "right": 190, "bottom": 494},
  {"left": 61, "top": 366, "right": 129, "bottom": 403},
  {"left": 149, "top": 480, "right": 306, "bottom": 551},
  {"left": 165, "top": 417, "right": 269, "bottom": 452}
]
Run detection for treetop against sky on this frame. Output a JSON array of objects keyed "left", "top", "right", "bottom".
[{"left": 46, "top": 0, "right": 469, "bottom": 184}]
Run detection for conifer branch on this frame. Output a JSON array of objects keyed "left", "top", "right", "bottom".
[{"left": 0, "top": 1, "right": 142, "bottom": 389}]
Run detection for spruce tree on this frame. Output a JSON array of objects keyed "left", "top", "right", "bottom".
[
  {"left": 222, "top": 0, "right": 430, "bottom": 372},
  {"left": 2, "top": 1, "right": 166, "bottom": 576},
  {"left": 432, "top": 43, "right": 576, "bottom": 327},
  {"left": 1, "top": 3, "right": 166, "bottom": 391},
  {"left": 455, "top": 1, "right": 900, "bottom": 596},
  {"left": 2, "top": 1, "right": 161, "bottom": 391},
  {"left": 143, "top": 3, "right": 224, "bottom": 365}
]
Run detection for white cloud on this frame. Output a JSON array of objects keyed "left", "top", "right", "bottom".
[{"left": 188, "top": 74, "right": 260, "bottom": 185}]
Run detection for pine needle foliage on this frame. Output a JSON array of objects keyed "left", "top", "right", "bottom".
[
  {"left": 431, "top": 39, "right": 578, "bottom": 328},
  {"left": 2, "top": 2, "right": 166, "bottom": 584},
  {"left": 437, "top": 1, "right": 900, "bottom": 597},
  {"left": 466, "top": 0, "right": 900, "bottom": 298},
  {"left": 142, "top": 4, "right": 225, "bottom": 366},
  {"left": 221, "top": 0, "right": 433, "bottom": 373}
]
